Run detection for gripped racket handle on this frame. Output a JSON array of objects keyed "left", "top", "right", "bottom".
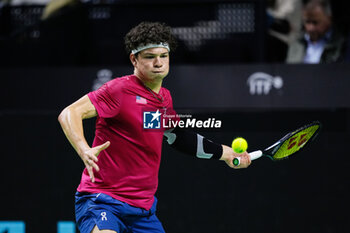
[{"left": 233, "top": 150, "right": 263, "bottom": 166}]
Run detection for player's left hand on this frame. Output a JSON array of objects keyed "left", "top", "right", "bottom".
[{"left": 220, "top": 145, "right": 251, "bottom": 169}]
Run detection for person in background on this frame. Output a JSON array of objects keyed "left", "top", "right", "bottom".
[
  {"left": 286, "top": 0, "right": 346, "bottom": 64},
  {"left": 266, "top": 0, "right": 303, "bottom": 62}
]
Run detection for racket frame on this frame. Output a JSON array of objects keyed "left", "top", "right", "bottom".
[{"left": 232, "top": 121, "right": 321, "bottom": 166}]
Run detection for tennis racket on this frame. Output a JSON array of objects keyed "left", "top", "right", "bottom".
[{"left": 233, "top": 121, "right": 322, "bottom": 166}]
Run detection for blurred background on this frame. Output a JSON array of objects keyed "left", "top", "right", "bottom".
[{"left": 1, "top": 0, "right": 349, "bottom": 232}]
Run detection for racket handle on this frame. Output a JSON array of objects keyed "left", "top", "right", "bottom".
[
  {"left": 250, "top": 150, "right": 263, "bottom": 160},
  {"left": 233, "top": 150, "right": 263, "bottom": 166}
]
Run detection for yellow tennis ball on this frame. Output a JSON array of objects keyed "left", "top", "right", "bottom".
[{"left": 232, "top": 137, "right": 248, "bottom": 153}]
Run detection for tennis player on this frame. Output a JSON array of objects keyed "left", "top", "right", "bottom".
[{"left": 58, "top": 21, "right": 251, "bottom": 233}]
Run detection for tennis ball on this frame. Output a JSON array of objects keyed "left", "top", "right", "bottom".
[{"left": 232, "top": 137, "right": 248, "bottom": 153}]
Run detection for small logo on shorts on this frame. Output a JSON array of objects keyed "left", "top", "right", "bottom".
[
  {"left": 143, "top": 110, "right": 161, "bottom": 129},
  {"left": 101, "top": 212, "right": 107, "bottom": 221}
]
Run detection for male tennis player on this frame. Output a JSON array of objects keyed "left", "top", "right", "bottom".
[{"left": 58, "top": 22, "right": 251, "bottom": 233}]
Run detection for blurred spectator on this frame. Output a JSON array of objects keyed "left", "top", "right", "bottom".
[
  {"left": 266, "top": 0, "right": 303, "bottom": 62},
  {"left": 286, "top": 0, "right": 346, "bottom": 64}
]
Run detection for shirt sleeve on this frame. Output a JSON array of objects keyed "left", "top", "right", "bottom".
[{"left": 87, "top": 81, "right": 123, "bottom": 118}]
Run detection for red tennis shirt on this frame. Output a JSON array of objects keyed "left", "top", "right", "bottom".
[{"left": 77, "top": 74, "right": 175, "bottom": 210}]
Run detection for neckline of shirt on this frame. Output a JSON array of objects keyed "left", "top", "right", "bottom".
[{"left": 129, "top": 74, "right": 164, "bottom": 103}]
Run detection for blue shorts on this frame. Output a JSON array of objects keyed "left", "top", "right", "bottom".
[{"left": 75, "top": 192, "right": 165, "bottom": 233}]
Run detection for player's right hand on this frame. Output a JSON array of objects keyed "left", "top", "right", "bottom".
[
  {"left": 220, "top": 145, "right": 251, "bottom": 169},
  {"left": 80, "top": 141, "right": 110, "bottom": 182}
]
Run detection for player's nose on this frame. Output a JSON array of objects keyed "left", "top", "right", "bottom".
[{"left": 153, "top": 57, "right": 162, "bottom": 67}]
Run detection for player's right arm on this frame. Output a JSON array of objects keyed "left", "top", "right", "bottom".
[
  {"left": 164, "top": 128, "right": 250, "bottom": 169},
  {"left": 58, "top": 95, "right": 110, "bottom": 182}
]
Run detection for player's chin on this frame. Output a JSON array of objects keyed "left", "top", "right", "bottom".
[{"left": 151, "top": 71, "right": 168, "bottom": 79}]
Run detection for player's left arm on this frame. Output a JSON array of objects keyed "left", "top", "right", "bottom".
[{"left": 164, "top": 127, "right": 251, "bottom": 169}]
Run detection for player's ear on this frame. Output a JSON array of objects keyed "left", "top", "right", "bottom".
[{"left": 130, "top": 53, "right": 137, "bottom": 67}]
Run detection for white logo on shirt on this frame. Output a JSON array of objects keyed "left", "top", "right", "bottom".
[{"left": 101, "top": 212, "right": 107, "bottom": 221}]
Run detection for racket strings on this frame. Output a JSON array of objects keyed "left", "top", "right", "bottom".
[{"left": 273, "top": 124, "right": 320, "bottom": 160}]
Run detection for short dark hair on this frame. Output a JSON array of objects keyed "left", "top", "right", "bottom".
[{"left": 124, "top": 21, "right": 177, "bottom": 55}]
